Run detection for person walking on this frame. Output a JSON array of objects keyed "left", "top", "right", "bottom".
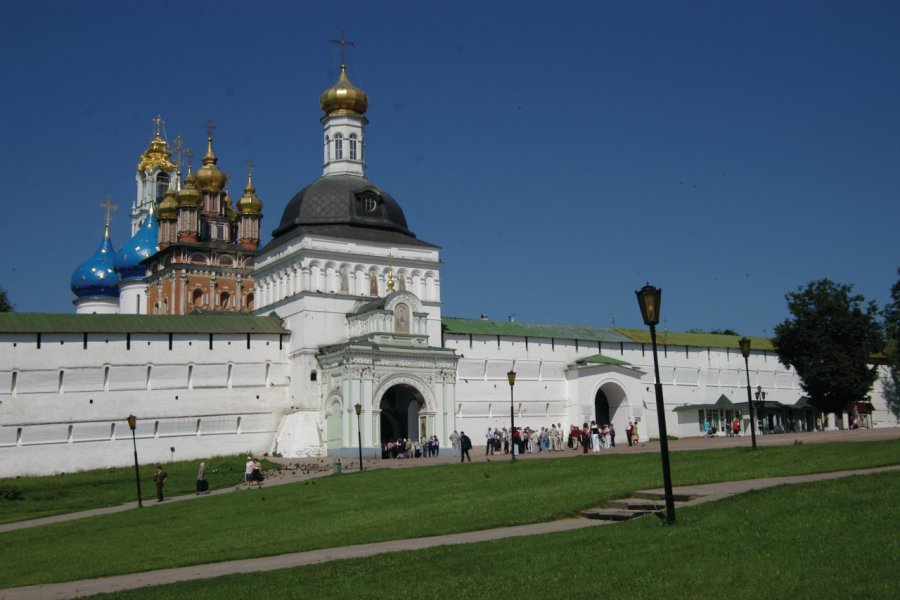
[
  {"left": 450, "top": 430, "right": 460, "bottom": 456},
  {"left": 626, "top": 421, "right": 634, "bottom": 446},
  {"left": 485, "top": 428, "right": 495, "bottom": 455},
  {"left": 196, "top": 462, "right": 208, "bottom": 495},
  {"left": 459, "top": 431, "right": 472, "bottom": 462},
  {"left": 153, "top": 465, "right": 168, "bottom": 502},
  {"left": 244, "top": 457, "right": 254, "bottom": 484}
]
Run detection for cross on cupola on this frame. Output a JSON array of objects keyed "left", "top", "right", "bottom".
[
  {"left": 99, "top": 195, "right": 117, "bottom": 229},
  {"left": 329, "top": 28, "right": 357, "bottom": 67}
]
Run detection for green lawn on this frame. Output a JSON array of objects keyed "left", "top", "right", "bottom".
[
  {"left": 96, "top": 471, "right": 900, "bottom": 599},
  {"left": 0, "top": 454, "right": 273, "bottom": 524},
  {"left": 1, "top": 440, "right": 898, "bottom": 590}
]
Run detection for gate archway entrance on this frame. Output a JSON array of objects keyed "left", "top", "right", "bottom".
[
  {"left": 595, "top": 389, "right": 611, "bottom": 425},
  {"left": 379, "top": 384, "right": 426, "bottom": 443}
]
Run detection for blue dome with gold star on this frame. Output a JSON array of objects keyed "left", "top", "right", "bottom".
[
  {"left": 71, "top": 228, "right": 120, "bottom": 298},
  {"left": 114, "top": 213, "right": 159, "bottom": 280}
]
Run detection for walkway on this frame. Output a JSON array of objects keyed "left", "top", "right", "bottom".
[{"left": 1, "top": 428, "right": 898, "bottom": 599}]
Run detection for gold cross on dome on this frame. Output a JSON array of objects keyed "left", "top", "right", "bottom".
[
  {"left": 153, "top": 115, "right": 163, "bottom": 136},
  {"left": 205, "top": 119, "right": 215, "bottom": 139},
  {"left": 329, "top": 28, "right": 356, "bottom": 66},
  {"left": 247, "top": 160, "right": 255, "bottom": 176},
  {"left": 99, "top": 195, "right": 117, "bottom": 227}
]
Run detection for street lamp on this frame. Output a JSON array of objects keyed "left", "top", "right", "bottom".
[
  {"left": 635, "top": 284, "right": 675, "bottom": 525},
  {"left": 507, "top": 370, "right": 516, "bottom": 461},
  {"left": 738, "top": 338, "right": 758, "bottom": 449},
  {"left": 354, "top": 403, "right": 363, "bottom": 472},
  {"left": 755, "top": 385, "right": 766, "bottom": 434},
  {"left": 126, "top": 415, "right": 143, "bottom": 508}
]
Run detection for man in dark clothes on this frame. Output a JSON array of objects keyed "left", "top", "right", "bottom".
[
  {"left": 459, "top": 431, "right": 472, "bottom": 462},
  {"left": 153, "top": 465, "right": 168, "bottom": 502}
]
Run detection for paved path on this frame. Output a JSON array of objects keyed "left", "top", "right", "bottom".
[{"left": 2, "top": 428, "right": 898, "bottom": 599}]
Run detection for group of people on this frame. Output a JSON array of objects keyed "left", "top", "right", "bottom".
[
  {"left": 381, "top": 435, "right": 441, "bottom": 459},
  {"left": 445, "top": 421, "right": 642, "bottom": 459},
  {"left": 244, "top": 456, "right": 264, "bottom": 486},
  {"left": 704, "top": 417, "right": 742, "bottom": 438}
]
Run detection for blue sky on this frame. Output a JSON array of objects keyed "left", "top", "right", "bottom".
[{"left": 1, "top": 0, "right": 898, "bottom": 336}]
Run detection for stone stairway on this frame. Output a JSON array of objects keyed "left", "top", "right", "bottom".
[{"left": 581, "top": 490, "right": 700, "bottom": 521}]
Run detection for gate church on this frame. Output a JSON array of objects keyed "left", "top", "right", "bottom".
[{"left": 0, "top": 53, "right": 893, "bottom": 477}]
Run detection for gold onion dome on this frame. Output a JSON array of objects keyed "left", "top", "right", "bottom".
[
  {"left": 158, "top": 187, "right": 178, "bottom": 219},
  {"left": 137, "top": 130, "right": 176, "bottom": 173},
  {"left": 194, "top": 134, "right": 228, "bottom": 191},
  {"left": 224, "top": 192, "right": 237, "bottom": 222},
  {"left": 238, "top": 172, "right": 263, "bottom": 215},
  {"left": 177, "top": 168, "right": 201, "bottom": 207},
  {"left": 319, "top": 64, "right": 368, "bottom": 116}
]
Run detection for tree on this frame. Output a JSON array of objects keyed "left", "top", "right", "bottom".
[
  {"left": 882, "top": 269, "right": 900, "bottom": 418},
  {"left": 0, "top": 286, "right": 12, "bottom": 312},
  {"left": 773, "top": 279, "right": 884, "bottom": 416}
]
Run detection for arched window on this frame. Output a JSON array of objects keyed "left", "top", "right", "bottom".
[
  {"left": 245, "top": 293, "right": 254, "bottom": 311},
  {"left": 349, "top": 135, "right": 358, "bottom": 160},
  {"left": 192, "top": 288, "right": 204, "bottom": 308},
  {"left": 334, "top": 133, "right": 343, "bottom": 160},
  {"left": 155, "top": 173, "right": 170, "bottom": 202},
  {"left": 219, "top": 292, "right": 230, "bottom": 309}
]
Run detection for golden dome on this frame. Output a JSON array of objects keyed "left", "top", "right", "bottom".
[
  {"left": 177, "top": 168, "right": 201, "bottom": 207},
  {"left": 319, "top": 65, "right": 368, "bottom": 117},
  {"left": 224, "top": 192, "right": 237, "bottom": 223},
  {"left": 137, "top": 125, "right": 176, "bottom": 174},
  {"left": 158, "top": 187, "right": 178, "bottom": 219},
  {"left": 237, "top": 171, "right": 263, "bottom": 215},
  {"left": 194, "top": 134, "right": 228, "bottom": 191}
]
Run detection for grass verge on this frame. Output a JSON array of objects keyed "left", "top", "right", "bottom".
[{"left": 0, "top": 439, "right": 898, "bottom": 588}]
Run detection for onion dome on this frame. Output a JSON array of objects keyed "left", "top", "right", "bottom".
[
  {"left": 224, "top": 192, "right": 237, "bottom": 223},
  {"left": 319, "top": 65, "right": 368, "bottom": 117},
  {"left": 114, "top": 211, "right": 159, "bottom": 280},
  {"left": 137, "top": 117, "right": 176, "bottom": 173},
  {"left": 194, "top": 133, "right": 227, "bottom": 191},
  {"left": 71, "top": 227, "right": 119, "bottom": 298},
  {"left": 158, "top": 186, "right": 178, "bottom": 219},
  {"left": 237, "top": 171, "right": 263, "bottom": 216},
  {"left": 177, "top": 167, "right": 201, "bottom": 207}
]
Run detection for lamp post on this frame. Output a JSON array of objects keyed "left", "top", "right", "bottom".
[
  {"left": 507, "top": 370, "right": 516, "bottom": 461},
  {"left": 126, "top": 415, "right": 143, "bottom": 508},
  {"left": 635, "top": 284, "right": 675, "bottom": 525},
  {"left": 354, "top": 403, "right": 363, "bottom": 472},
  {"left": 755, "top": 385, "right": 766, "bottom": 434},
  {"left": 738, "top": 338, "right": 758, "bottom": 449}
]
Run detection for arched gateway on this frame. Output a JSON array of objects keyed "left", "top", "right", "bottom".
[{"left": 379, "top": 384, "right": 426, "bottom": 443}]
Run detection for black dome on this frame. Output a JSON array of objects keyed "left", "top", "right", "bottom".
[{"left": 272, "top": 175, "right": 413, "bottom": 239}]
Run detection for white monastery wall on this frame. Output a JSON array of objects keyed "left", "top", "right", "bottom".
[{"left": 0, "top": 332, "right": 291, "bottom": 477}]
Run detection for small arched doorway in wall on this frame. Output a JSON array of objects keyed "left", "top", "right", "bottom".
[
  {"left": 594, "top": 382, "right": 627, "bottom": 430},
  {"left": 379, "top": 384, "right": 426, "bottom": 443},
  {"left": 325, "top": 399, "right": 343, "bottom": 450}
]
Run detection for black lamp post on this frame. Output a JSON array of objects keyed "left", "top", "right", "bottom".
[
  {"left": 126, "top": 415, "right": 143, "bottom": 508},
  {"left": 354, "top": 403, "right": 363, "bottom": 472},
  {"left": 755, "top": 385, "right": 767, "bottom": 434},
  {"left": 738, "top": 338, "right": 758, "bottom": 449},
  {"left": 635, "top": 284, "right": 675, "bottom": 525},
  {"left": 507, "top": 370, "right": 516, "bottom": 461}
]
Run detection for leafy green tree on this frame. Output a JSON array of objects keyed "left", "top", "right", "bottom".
[
  {"left": 882, "top": 269, "right": 900, "bottom": 418},
  {"left": 0, "top": 286, "right": 12, "bottom": 312},
  {"left": 774, "top": 279, "right": 884, "bottom": 416}
]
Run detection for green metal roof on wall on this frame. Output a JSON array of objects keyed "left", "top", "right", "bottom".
[
  {"left": 574, "top": 354, "right": 632, "bottom": 367},
  {"left": 0, "top": 313, "right": 288, "bottom": 334},
  {"left": 614, "top": 328, "right": 775, "bottom": 351},
  {"left": 441, "top": 317, "right": 774, "bottom": 350},
  {"left": 441, "top": 317, "right": 631, "bottom": 342}
]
